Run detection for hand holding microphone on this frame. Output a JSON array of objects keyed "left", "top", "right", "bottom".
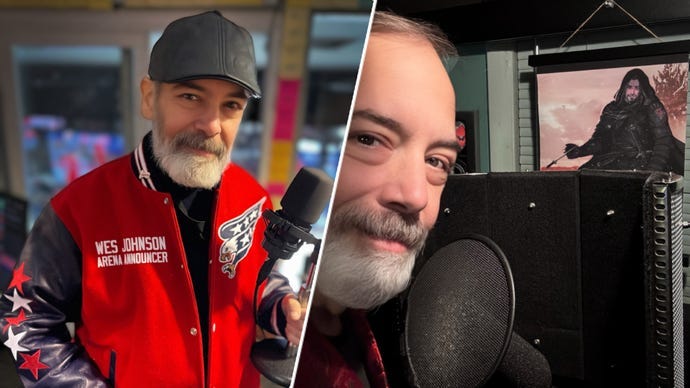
[
  {"left": 252, "top": 167, "right": 333, "bottom": 387},
  {"left": 263, "top": 167, "right": 332, "bottom": 354},
  {"left": 258, "top": 166, "right": 333, "bottom": 330}
]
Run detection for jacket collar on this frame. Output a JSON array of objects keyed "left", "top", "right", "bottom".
[{"left": 134, "top": 133, "right": 157, "bottom": 191}]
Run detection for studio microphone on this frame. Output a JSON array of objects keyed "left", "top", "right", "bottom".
[
  {"left": 486, "top": 331, "right": 552, "bottom": 388},
  {"left": 257, "top": 166, "right": 334, "bottom": 284},
  {"left": 252, "top": 167, "right": 334, "bottom": 387}
]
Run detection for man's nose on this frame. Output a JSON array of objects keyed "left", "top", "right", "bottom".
[
  {"left": 196, "top": 105, "right": 222, "bottom": 136},
  {"left": 380, "top": 158, "right": 428, "bottom": 215}
]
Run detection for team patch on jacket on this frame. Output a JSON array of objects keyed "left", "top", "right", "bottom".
[{"left": 217, "top": 197, "right": 266, "bottom": 279}]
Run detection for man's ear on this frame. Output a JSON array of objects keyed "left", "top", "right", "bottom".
[{"left": 140, "top": 77, "right": 155, "bottom": 120}]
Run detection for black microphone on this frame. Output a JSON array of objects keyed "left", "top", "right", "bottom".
[
  {"left": 251, "top": 167, "right": 334, "bottom": 388},
  {"left": 257, "top": 167, "right": 334, "bottom": 284},
  {"left": 486, "top": 331, "right": 552, "bottom": 388}
]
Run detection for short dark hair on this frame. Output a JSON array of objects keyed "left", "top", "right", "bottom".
[{"left": 371, "top": 10, "right": 458, "bottom": 62}]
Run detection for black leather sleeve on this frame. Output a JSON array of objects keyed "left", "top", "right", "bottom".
[{"left": 0, "top": 205, "right": 108, "bottom": 387}]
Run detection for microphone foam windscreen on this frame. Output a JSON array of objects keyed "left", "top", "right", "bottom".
[
  {"left": 405, "top": 235, "right": 515, "bottom": 387},
  {"left": 490, "top": 331, "right": 552, "bottom": 388},
  {"left": 280, "top": 167, "right": 334, "bottom": 226}
]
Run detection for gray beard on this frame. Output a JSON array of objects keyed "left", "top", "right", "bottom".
[
  {"left": 315, "top": 229, "right": 418, "bottom": 310},
  {"left": 151, "top": 126, "right": 229, "bottom": 189}
]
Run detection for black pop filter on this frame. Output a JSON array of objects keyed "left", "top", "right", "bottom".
[{"left": 404, "top": 234, "right": 515, "bottom": 387}]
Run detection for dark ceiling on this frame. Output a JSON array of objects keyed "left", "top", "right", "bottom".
[
  {"left": 375, "top": 0, "right": 484, "bottom": 15},
  {"left": 376, "top": 0, "right": 690, "bottom": 44}
]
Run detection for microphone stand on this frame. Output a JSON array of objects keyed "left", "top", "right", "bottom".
[{"left": 251, "top": 210, "right": 321, "bottom": 387}]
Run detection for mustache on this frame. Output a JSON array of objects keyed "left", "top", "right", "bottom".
[
  {"left": 329, "top": 203, "right": 428, "bottom": 251},
  {"left": 171, "top": 131, "right": 227, "bottom": 159}
]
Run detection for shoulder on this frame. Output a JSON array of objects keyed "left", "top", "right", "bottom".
[
  {"left": 601, "top": 101, "right": 619, "bottom": 113},
  {"left": 53, "top": 154, "right": 132, "bottom": 200},
  {"left": 647, "top": 101, "right": 668, "bottom": 122},
  {"left": 50, "top": 154, "right": 135, "bottom": 227}
]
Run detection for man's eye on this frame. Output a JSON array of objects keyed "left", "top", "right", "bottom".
[
  {"left": 427, "top": 157, "right": 450, "bottom": 172},
  {"left": 356, "top": 134, "right": 378, "bottom": 146},
  {"left": 181, "top": 93, "right": 199, "bottom": 101},
  {"left": 225, "top": 101, "right": 244, "bottom": 111}
]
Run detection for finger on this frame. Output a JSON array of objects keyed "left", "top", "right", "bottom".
[
  {"left": 285, "top": 326, "right": 300, "bottom": 345},
  {"left": 284, "top": 320, "right": 304, "bottom": 344},
  {"left": 282, "top": 296, "right": 302, "bottom": 321}
]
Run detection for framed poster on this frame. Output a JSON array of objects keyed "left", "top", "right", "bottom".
[{"left": 535, "top": 53, "right": 687, "bottom": 175}]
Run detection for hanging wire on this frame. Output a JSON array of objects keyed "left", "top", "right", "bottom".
[
  {"left": 560, "top": 1, "right": 609, "bottom": 48},
  {"left": 560, "top": 0, "right": 662, "bottom": 49},
  {"left": 613, "top": 0, "right": 662, "bottom": 41}
]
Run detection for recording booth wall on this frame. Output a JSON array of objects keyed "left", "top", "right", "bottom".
[{"left": 421, "top": 170, "right": 684, "bottom": 387}]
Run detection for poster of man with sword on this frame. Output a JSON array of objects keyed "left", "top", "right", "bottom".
[{"left": 537, "top": 60, "right": 687, "bottom": 175}]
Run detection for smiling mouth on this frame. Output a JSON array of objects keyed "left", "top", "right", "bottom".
[
  {"left": 182, "top": 145, "right": 217, "bottom": 158},
  {"left": 359, "top": 232, "right": 411, "bottom": 254}
]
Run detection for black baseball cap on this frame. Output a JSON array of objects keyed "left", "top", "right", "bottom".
[{"left": 148, "top": 10, "right": 261, "bottom": 98}]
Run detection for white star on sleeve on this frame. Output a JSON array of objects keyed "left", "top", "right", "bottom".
[
  {"left": 4, "top": 327, "right": 28, "bottom": 360},
  {"left": 4, "top": 289, "right": 32, "bottom": 313}
]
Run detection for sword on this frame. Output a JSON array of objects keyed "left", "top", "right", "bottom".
[{"left": 546, "top": 146, "right": 578, "bottom": 168}]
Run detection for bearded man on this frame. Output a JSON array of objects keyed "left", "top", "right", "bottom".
[
  {"left": 293, "top": 10, "right": 459, "bottom": 388},
  {"left": 0, "top": 11, "right": 303, "bottom": 387}
]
